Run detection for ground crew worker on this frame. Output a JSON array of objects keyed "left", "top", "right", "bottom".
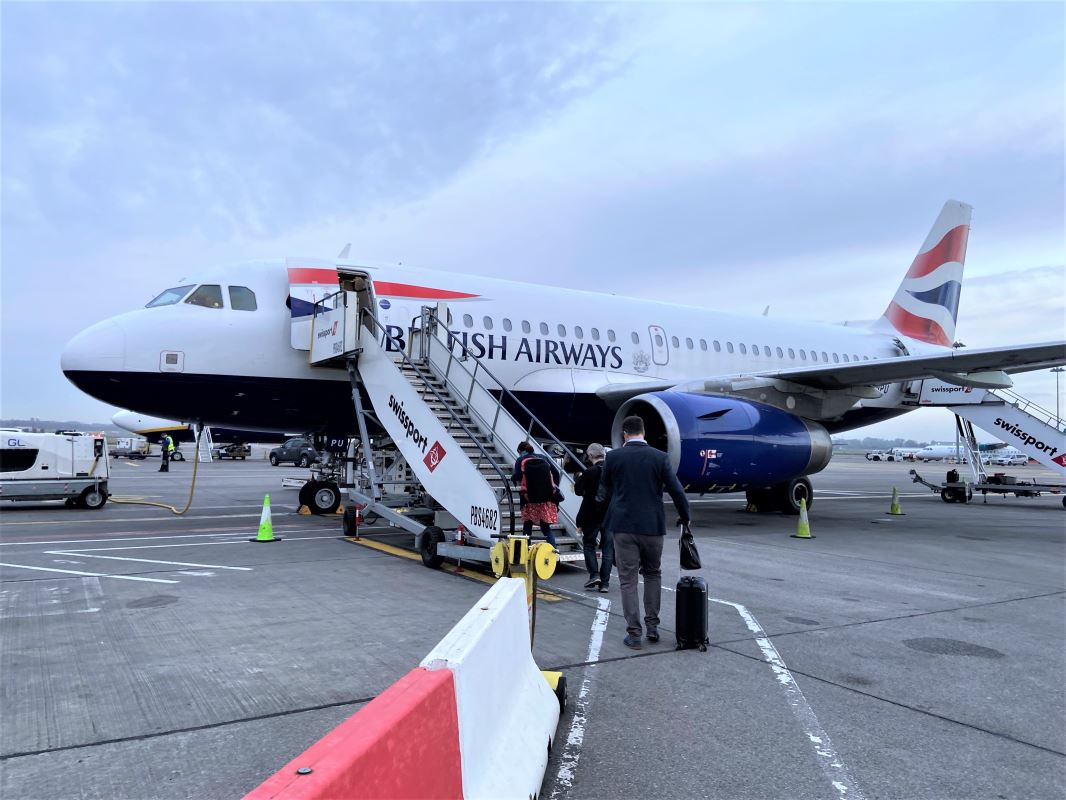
[{"left": 159, "top": 434, "right": 175, "bottom": 472}]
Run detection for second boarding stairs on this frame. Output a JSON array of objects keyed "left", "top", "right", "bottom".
[{"left": 310, "top": 292, "right": 586, "bottom": 564}]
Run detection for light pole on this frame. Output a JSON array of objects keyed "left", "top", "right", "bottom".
[{"left": 1053, "top": 367, "right": 1064, "bottom": 425}]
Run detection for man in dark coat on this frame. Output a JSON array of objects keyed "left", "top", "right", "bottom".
[
  {"left": 575, "top": 443, "right": 611, "bottom": 592},
  {"left": 598, "top": 416, "right": 690, "bottom": 649}
]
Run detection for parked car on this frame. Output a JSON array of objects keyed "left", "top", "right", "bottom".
[
  {"left": 269, "top": 437, "right": 320, "bottom": 467},
  {"left": 992, "top": 453, "right": 1028, "bottom": 467}
]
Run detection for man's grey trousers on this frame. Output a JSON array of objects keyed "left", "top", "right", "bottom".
[{"left": 613, "top": 532, "right": 665, "bottom": 637}]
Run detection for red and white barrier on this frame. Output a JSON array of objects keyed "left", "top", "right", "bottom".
[{"left": 244, "top": 578, "right": 559, "bottom": 800}]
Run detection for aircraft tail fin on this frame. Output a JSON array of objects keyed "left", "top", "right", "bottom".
[{"left": 876, "top": 200, "right": 971, "bottom": 347}]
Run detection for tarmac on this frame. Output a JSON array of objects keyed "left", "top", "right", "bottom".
[{"left": 0, "top": 454, "right": 1063, "bottom": 799}]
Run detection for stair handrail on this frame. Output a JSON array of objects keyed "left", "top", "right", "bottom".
[
  {"left": 990, "top": 387, "right": 1063, "bottom": 430},
  {"left": 415, "top": 306, "right": 587, "bottom": 474},
  {"left": 323, "top": 296, "right": 517, "bottom": 537}
]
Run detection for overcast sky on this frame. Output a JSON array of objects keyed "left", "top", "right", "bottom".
[{"left": 2, "top": 2, "right": 1063, "bottom": 442}]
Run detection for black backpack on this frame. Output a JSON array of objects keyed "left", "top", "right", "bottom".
[{"left": 521, "top": 456, "right": 554, "bottom": 504}]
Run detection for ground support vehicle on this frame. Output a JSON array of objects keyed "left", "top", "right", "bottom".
[
  {"left": 0, "top": 430, "right": 110, "bottom": 509},
  {"left": 909, "top": 468, "right": 1065, "bottom": 507},
  {"left": 212, "top": 443, "right": 250, "bottom": 460}
]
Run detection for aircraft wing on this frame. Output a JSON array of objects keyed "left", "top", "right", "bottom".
[
  {"left": 596, "top": 341, "right": 1066, "bottom": 404},
  {"left": 749, "top": 341, "right": 1066, "bottom": 390}
]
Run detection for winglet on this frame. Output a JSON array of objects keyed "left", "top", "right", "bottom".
[
  {"left": 337, "top": 243, "right": 351, "bottom": 259},
  {"left": 877, "top": 200, "right": 972, "bottom": 347}
]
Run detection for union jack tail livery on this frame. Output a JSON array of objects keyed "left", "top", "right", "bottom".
[{"left": 878, "top": 200, "right": 972, "bottom": 347}]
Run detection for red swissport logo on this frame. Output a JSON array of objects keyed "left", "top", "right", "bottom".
[{"left": 424, "top": 441, "right": 447, "bottom": 473}]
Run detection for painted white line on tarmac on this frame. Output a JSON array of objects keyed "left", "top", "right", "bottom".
[
  {"left": 0, "top": 576, "right": 104, "bottom": 619},
  {"left": 688, "top": 493, "right": 926, "bottom": 505},
  {"left": 0, "top": 562, "right": 179, "bottom": 584},
  {"left": 550, "top": 596, "right": 611, "bottom": 799},
  {"left": 37, "top": 534, "right": 341, "bottom": 553},
  {"left": 0, "top": 528, "right": 331, "bottom": 547},
  {"left": 711, "top": 598, "right": 865, "bottom": 800},
  {"left": 46, "top": 551, "right": 253, "bottom": 571},
  {"left": 0, "top": 513, "right": 264, "bottom": 527}
]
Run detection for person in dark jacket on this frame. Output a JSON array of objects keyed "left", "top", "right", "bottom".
[
  {"left": 598, "top": 416, "right": 690, "bottom": 649},
  {"left": 511, "top": 441, "right": 559, "bottom": 547},
  {"left": 575, "top": 443, "right": 611, "bottom": 592}
]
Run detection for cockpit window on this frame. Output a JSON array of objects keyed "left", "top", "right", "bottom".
[
  {"left": 185, "top": 284, "right": 224, "bottom": 309},
  {"left": 229, "top": 286, "right": 257, "bottom": 311},
  {"left": 146, "top": 285, "right": 195, "bottom": 308}
]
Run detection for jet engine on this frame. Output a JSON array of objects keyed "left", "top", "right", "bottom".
[{"left": 612, "top": 392, "right": 833, "bottom": 513}]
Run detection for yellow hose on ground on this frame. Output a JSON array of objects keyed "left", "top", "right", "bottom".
[{"left": 109, "top": 428, "right": 203, "bottom": 515}]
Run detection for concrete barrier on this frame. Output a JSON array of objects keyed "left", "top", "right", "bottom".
[
  {"left": 244, "top": 578, "right": 558, "bottom": 800},
  {"left": 422, "top": 577, "right": 560, "bottom": 800}
]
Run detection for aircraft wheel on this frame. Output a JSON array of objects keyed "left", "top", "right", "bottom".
[
  {"left": 79, "top": 487, "right": 107, "bottom": 510},
  {"left": 309, "top": 482, "right": 341, "bottom": 515},
  {"left": 420, "top": 525, "right": 445, "bottom": 569},
  {"left": 298, "top": 480, "right": 315, "bottom": 508},
  {"left": 777, "top": 477, "right": 813, "bottom": 515},
  {"left": 269, "top": 454, "right": 279, "bottom": 466}
]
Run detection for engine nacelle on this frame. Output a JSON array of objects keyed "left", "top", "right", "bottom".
[{"left": 612, "top": 392, "right": 833, "bottom": 491}]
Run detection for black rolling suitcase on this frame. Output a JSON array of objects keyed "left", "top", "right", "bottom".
[{"left": 675, "top": 575, "right": 709, "bottom": 651}]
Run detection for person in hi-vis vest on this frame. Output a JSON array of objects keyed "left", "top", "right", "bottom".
[{"left": 159, "top": 433, "right": 176, "bottom": 472}]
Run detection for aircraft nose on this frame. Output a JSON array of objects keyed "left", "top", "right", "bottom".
[{"left": 61, "top": 319, "right": 127, "bottom": 376}]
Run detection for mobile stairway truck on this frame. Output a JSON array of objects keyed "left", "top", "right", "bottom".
[{"left": 0, "top": 430, "right": 110, "bottom": 509}]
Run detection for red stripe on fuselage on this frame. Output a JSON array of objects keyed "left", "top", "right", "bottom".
[
  {"left": 884, "top": 302, "right": 952, "bottom": 346},
  {"left": 286, "top": 268, "right": 479, "bottom": 300},
  {"left": 906, "top": 225, "right": 969, "bottom": 279}
]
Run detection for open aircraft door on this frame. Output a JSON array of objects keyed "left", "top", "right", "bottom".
[{"left": 287, "top": 258, "right": 340, "bottom": 351}]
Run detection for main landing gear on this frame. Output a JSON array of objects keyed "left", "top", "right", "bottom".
[
  {"left": 745, "top": 476, "right": 813, "bottom": 515},
  {"left": 299, "top": 479, "right": 342, "bottom": 515}
]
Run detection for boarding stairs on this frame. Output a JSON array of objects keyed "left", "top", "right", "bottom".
[
  {"left": 916, "top": 380, "right": 1065, "bottom": 477},
  {"left": 308, "top": 286, "right": 585, "bottom": 563},
  {"left": 196, "top": 427, "right": 214, "bottom": 463}
]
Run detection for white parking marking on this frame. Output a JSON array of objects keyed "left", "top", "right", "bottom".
[
  {"left": 45, "top": 551, "right": 253, "bottom": 571},
  {"left": 550, "top": 596, "right": 611, "bottom": 798},
  {"left": 0, "top": 576, "right": 103, "bottom": 619},
  {"left": 0, "top": 562, "right": 178, "bottom": 584},
  {"left": 711, "top": 598, "right": 865, "bottom": 800}
]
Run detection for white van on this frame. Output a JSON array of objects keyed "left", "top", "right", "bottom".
[{"left": 0, "top": 430, "right": 110, "bottom": 508}]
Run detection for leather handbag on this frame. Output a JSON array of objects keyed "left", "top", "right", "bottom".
[{"left": 679, "top": 524, "right": 702, "bottom": 570}]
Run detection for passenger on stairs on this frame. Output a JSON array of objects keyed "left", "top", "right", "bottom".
[{"left": 512, "top": 441, "right": 560, "bottom": 547}]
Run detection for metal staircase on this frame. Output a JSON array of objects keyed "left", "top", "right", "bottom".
[{"left": 307, "top": 281, "right": 586, "bottom": 564}]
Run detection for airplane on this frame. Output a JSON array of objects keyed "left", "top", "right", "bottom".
[
  {"left": 61, "top": 200, "right": 1066, "bottom": 513},
  {"left": 110, "top": 410, "right": 289, "bottom": 447}
]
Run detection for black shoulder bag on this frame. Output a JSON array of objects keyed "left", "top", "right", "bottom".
[{"left": 679, "top": 524, "right": 702, "bottom": 570}]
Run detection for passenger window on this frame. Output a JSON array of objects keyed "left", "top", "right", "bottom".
[
  {"left": 764, "top": 346, "right": 771, "bottom": 357},
  {"left": 463, "top": 314, "right": 474, "bottom": 328},
  {"left": 503, "top": 318, "right": 513, "bottom": 332},
  {"left": 739, "top": 343, "right": 748, "bottom": 355},
  {"left": 726, "top": 342, "right": 734, "bottom": 354},
  {"left": 713, "top": 340, "right": 721, "bottom": 352},
  {"left": 776, "top": 347, "right": 783, "bottom": 358},
  {"left": 631, "top": 332, "right": 639, "bottom": 344},
  {"left": 185, "top": 284, "right": 224, "bottom": 309},
  {"left": 229, "top": 286, "right": 257, "bottom": 311},
  {"left": 591, "top": 328, "right": 600, "bottom": 341},
  {"left": 670, "top": 336, "right": 679, "bottom": 348},
  {"left": 483, "top": 316, "right": 494, "bottom": 330},
  {"left": 146, "top": 285, "right": 195, "bottom": 308},
  {"left": 685, "top": 337, "right": 693, "bottom": 349},
  {"left": 607, "top": 330, "right": 616, "bottom": 342},
  {"left": 842, "top": 354, "right": 849, "bottom": 363},
  {"left": 521, "top": 320, "right": 531, "bottom": 334},
  {"left": 558, "top": 324, "right": 567, "bottom": 337},
  {"left": 799, "top": 349, "right": 807, "bottom": 360},
  {"left": 655, "top": 334, "right": 664, "bottom": 347},
  {"left": 853, "top": 354, "right": 860, "bottom": 362},
  {"left": 821, "top": 351, "right": 829, "bottom": 362},
  {"left": 575, "top": 326, "right": 584, "bottom": 339},
  {"left": 832, "top": 353, "right": 840, "bottom": 363},
  {"left": 540, "top": 322, "right": 549, "bottom": 335},
  {"left": 788, "top": 348, "right": 795, "bottom": 359},
  {"left": 751, "top": 343, "right": 758, "bottom": 355},
  {"left": 700, "top": 339, "right": 707, "bottom": 351},
  {"left": 809, "top": 350, "right": 817, "bottom": 362}
]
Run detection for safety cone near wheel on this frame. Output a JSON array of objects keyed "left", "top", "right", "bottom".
[
  {"left": 888, "top": 486, "right": 904, "bottom": 515},
  {"left": 790, "top": 498, "right": 814, "bottom": 539},
  {"left": 250, "top": 495, "right": 281, "bottom": 542}
]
